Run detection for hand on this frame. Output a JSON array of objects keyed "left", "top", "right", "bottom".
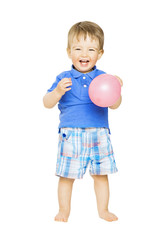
[
  {"left": 56, "top": 78, "right": 72, "bottom": 96},
  {"left": 114, "top": 75, "right": 123, "bottom": 87},
  {"left": 109, "top": 75, "right": 123, "bottom": 109}
]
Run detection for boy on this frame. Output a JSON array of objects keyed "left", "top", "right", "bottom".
[{"left": 43, "top": 21, "right": 123, "bottom": 222}]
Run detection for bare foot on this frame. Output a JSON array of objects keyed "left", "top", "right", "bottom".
[
  {"left": 54, "top": 210, "right": 69, "bottom": 222},
  {"left": 99, "top": 210, "right": 118, "bottom": 222}
]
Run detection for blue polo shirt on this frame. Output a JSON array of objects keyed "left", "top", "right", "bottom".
[{"left": 47, "top": 65, "right": 110, "bottom": 131}]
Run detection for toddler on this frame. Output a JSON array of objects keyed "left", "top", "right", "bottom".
[{"left": 43, "top": 21, "right": 123, "bottom": 222}]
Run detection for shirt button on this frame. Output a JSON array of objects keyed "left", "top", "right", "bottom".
[
  {"left": 83, "top": 76, "right": 86, "bottom": 79},
  {"left": 83, "top": 84, "right": 87, "bottom": 87}
]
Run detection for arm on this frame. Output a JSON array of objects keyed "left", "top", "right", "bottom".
[
  {"left": 109, "top": 75, "right": 123, "bottom": 110},
  {"left": 43, "top": 78, "right": 72, "bottom": 108}
]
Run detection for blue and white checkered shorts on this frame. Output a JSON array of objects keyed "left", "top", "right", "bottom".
[{"left": 56, "top": 128, "right": 118, "bottom": 179}]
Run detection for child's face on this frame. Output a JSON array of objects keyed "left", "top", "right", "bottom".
[{"left": 67, "top": 34, "right": 103, "bottom": 73}]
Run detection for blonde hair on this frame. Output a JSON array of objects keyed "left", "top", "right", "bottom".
[{"left": 67, "top": 21, "right": 104, "bottom": 51}]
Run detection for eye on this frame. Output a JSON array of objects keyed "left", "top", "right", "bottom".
[
  {"left": 75, "top": 48, "right": 81, "bottom": 51},
  {"left": 89, "top": 48, "right": 95, "bottom": 52}
]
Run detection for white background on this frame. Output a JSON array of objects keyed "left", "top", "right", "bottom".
[{"left": 0, "top": 0, "right": 159, "bottom": 239}]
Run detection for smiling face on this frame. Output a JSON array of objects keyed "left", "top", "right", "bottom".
[{"left": 67, "top": 34, "right": 104, "bottom": 73}]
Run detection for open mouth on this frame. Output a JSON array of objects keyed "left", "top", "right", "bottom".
[
  {"left": 79, "top": 59, "right": 89, "bottom": 65},
  {"left": 79, "top": 59, "right": 89, "bottom": 63}
]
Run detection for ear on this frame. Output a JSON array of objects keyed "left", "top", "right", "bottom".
[
  {"left": 67, "top": 48, "right": 71, "bottom": 59},
  {"left": 98, "top": 49, "right": 104, "bottom": 60}
]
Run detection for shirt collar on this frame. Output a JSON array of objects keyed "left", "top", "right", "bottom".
[{"left": 71, "top": 65, "right": 97, "bottom": 79}]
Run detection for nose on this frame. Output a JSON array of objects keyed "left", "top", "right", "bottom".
[{"left": 81, "top": 49, "right": 87, "bottom": 57}]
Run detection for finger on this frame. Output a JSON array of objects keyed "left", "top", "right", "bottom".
[
  {"left": 63, "top": 82, "right": 72, "bottom": 87},
  {"left": 58, "top": 82, "right": 72, "bottom": 90},
  {"left": 65, "top": 87, "right": 71, "bottom": 92},
  {"left": 114, "top": 76, "right": 123, "bottom": 87},
  {"left": 61, "top": 78, "right": 72, "bottom": 83}
]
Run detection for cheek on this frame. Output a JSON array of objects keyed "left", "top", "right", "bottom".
[
  {"left": 91, "top": 54, "right": 99, "bottom": 63},
  {"left": 71, "top": 52, "right": 78, "bottom": 61},
  {"left": 71, "top": 57, "right": 77, "bottom": 65}
]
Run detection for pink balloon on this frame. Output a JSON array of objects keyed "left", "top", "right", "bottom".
[{"left": 89, "top": 74, "right": 121, "bottom": 107}]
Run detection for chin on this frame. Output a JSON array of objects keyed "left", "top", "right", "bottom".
[{"left": 75, "top": 65, "right": 93, "bottom": 73}]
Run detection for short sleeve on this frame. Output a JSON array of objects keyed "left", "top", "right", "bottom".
[{"left": 47, "top": 76, "right": 61, "bottom": 93}]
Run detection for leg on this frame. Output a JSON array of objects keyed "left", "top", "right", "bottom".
[
  {"left": 92, "top": 175, "right": 118, "bottom": 222},
  {"left": 55, "top": 177, "right": 75, "bottom": 222}
]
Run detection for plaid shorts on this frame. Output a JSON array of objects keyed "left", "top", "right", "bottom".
[{"left": 56, "top": 127, "right": 118, "bottom": 179}]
